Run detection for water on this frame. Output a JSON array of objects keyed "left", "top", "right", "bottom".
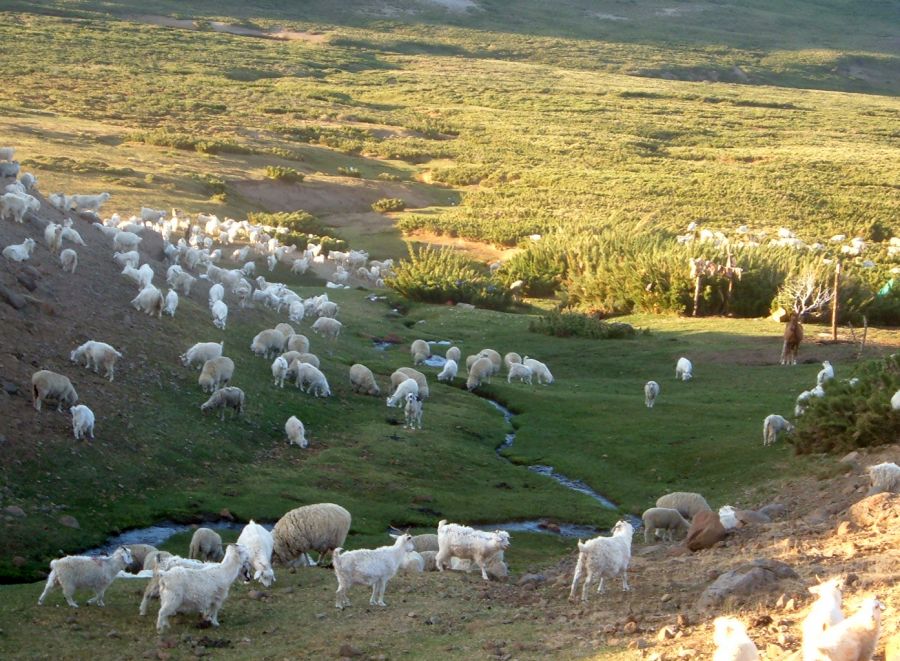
[
  {"left": 85, "top": 520, "right": 272, "bottom": 556},
  {"left": 474, "top": 520, "right": 600, "bottom": 538}
]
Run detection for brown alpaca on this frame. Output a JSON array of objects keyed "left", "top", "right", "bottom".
[{"left": 781, "top": 314, "right": 803, "bottom": 365}]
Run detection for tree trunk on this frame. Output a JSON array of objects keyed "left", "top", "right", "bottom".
[
  {"left": 831, "top": 261, "right": 841, "bottom": 341},
  {"left": 692, "top": 275, "right": 702, "bottom": 317}
]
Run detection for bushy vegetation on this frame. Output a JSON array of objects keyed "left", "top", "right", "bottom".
[
  {"left": 529, "top": 310, "right": 637, "bottom": 339},
  {"left": 246, "top": 210, "right": 324, "bottom": 235},
  {"left": 386, "top": 245, "right": 512, "bottom": 309},
  {"left": 371, "top": 197, "right": 406, "bottom": 213},
  {"left": 791, "top": 355, "right": 900, "bottom": 454},
  {"left": 264, "top": 165, "right": 304, "bottom": 183},
  {"left": 337, "top": 166, "right": 362, "bottom": 178},
  {"left": 129, "top": 129, "right": 251, "bottom": 155}
]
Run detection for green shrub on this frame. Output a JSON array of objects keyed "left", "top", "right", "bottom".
[
  {"left": 529, "top": 311, "right": 637, "bottom": 339},
  {"left": 129, "top": 129, "right": 250, "bottom": 155},
  {"left": 337, "top": 166, "right": 361, "bottom": 177},
  {"left": 265, "top": 165, "right": 305, "bottom": 183},
  {"left": 246, "top": 210, "right": 325, "bottom": 235},
  {"left": 791, "top": 355, "right": 900, "bottom": 454},
  {"left": 376, "top": 172, "right": 402, "bottom": 182},
  {"left": 372, "top": 197, "right": 406, "bottom": 213}
]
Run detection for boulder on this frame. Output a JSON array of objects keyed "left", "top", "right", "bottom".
[
  {"left": 58, "top": 515, "right": 80, "bottom": 529},
  {"left": 847, "top": 492, "right": 900, "bottom": 528},
  {"left": 735, "top": 509, "right": 771, "bottom": 526},
  {"left": 3, "top": 506, "right": 26, "bottom": 518},
  {"left": 685, "top": 510, "right": 726, "bottom": 551},
  {"left": 758, "top": 503, "right": 786, "bottom": 519},
  {"left": 698, "top": 558, "right": 799, "bottom": 610}
]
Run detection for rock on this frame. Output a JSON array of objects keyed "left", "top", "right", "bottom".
[
  {"left": 4, "top": 505, "right": 26, "bottom": 518},
  {"left": 247, "top": 590, "right": 265, "bottom": 601},
  {"left": 839, "top": 451, "right": 861, "bottom": 466},
  {"left": 847, "top": 492, "right": 899, "bottom": 528},
  {"left": 107, "top": 630, "right": 121, "bottom": 639},
  {"left": 634, "top": 639, "right": 652, "bottom": 650},
  {"left": 218, "top": 508, "right": 234, "bottom": 521},
  {"left": 15, "top": 271, "right": 37, "bottom": 292},
  {"left": 660, "top": 593, "right": 672, "bottom": 603},
  {"left": 623, "top": 621, "right": 639, "bottom": 635},
  {"left": 735, "top": 509, "right": 770, "bottom": 525},
  {"left": 425, "top": 615, "right": 440, "bottom": 625},
  {"left": 657, "top": 626, "right": 676, "bottom": 641},
  {"left": 0, "top": 285, "right": 27, "bottom": 310},
  {"left": 758, "top": 503, "right": 786, "bottom": 519},
  {"left": 676, "top": 614, "right": 690, "bottom": 628},
  {"left": 12, "top": 556, "right": 26, "bottom": 567},
  {"left": 455, "top": 303, "right": 475, "bottom": 311},
  {"left": 697, "top": 558, "right": 799, "bottom": 610},
  {"left": 315, "top": 613, "right": 325, "bottom": 620},
  {"left": 518, "top": 573, "right": 546, "bottom": 586},
  {"left": 59, "top": 515, "right": 80, "bottom": 529},
  {"left": 2, "top": 381, "right": 18, "bottom": 396},
  {"left": 685, "top": 511, "right": 726, "bottom": 551},
  {"left": 835, "top": 520, "right": 852, "bottom": 536},
  {"left": 338, "top": 643, "right": 362, "bottom": 657}
]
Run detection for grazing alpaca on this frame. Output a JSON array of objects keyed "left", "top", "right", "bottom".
[{"left": 781, "top": 314, "right": 803, "bottom": 365}]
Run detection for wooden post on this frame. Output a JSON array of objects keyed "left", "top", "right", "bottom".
[
  {"left": 858, "top": 315, "right": 868, "bottom": 359},
  {"left": 692, "top": 275, "right": 702, "bottom": 317},
  {"left": 831, "top": 260, "right": 841, "bottom": 341}
]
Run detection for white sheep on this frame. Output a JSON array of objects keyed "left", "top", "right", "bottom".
[
  {"left": 713, "top": 617, "right": 759, "bottom": 661},
  {"left": 392, "top": 367, "right": 429, "bottom": 398},
  {"left": 208, "top": 283, "right": 225, "bottom": 308},
  {"left": 807, "top": 597, "right": 883, "bottom": 661},
  {"left": 114, "top": 250, "right": 140, "bottom": 268},
  {"left": 400, "top": 551, "right": 425, "bottom": 573},
  {"left": 287, "top": 333, "right": 310, "bottom": 353},
  {"left": 448, "top": 553, "right": 508, "bottom": 579},
  {"left": 2, "top": 237, "right": 35, "bottom": 262},
  {"left": 293, "top": 352, "right": 320, "bottom": 369},
  {"left": 641, "top": 507, "right": 689, "bottom": 543},
  {"left": 569, "top": 520, "right": 633, "bottom": 601},
  {"left": 866, "top": 462, "right": 900, "bottom": 496},
  {"left": 211, "top": 300, "right": 228, "bottom": 330},
  {"left": 466, "top": 356, "right": 494, "bottom": 391},
  {"left": 167, "top": 270, "right": 195, "bottom": 296},
  {"left": 69, "top": 192, "right": 110, "bottom": 212},
  {"left": 121, "top": 264, "right": 154, "bottom": 288},
  {"left": 446, "top": 346, "right": 461, "bottom": 363},
  {"left": 139, "top": 555, "right": 204, "bottom": 615},
  {"left": 892, "top": 389, "right": 900, "bottom": 410},
  {"left": 274, "top": 322, "right": 295, "bottom": 340},
  {"left": 503, "top": 351, "right": 522, "bottom": 372},
  {"left": 200, "top": 387, "right": 245, "bottom": 421},
  {"left": 506, "top": 362, "right": 533, "bottom": 385},
  {"left": 0, "top": 146, "right": 13, "bottom": 161},
  {"left": 70, "top": 340, "right": 123, "bottom": 382},
  {"left": 60, "top": 248, "right": 78, "bottom": 273},
  {"left": 140, "top": 206, "right": 165, "bottom": 222},
  {"left": 163, "top": 289, "right": 178, "bottom": 316},
  {"left": 38, "top": 547, "right": 133, "bottom": 608},
  {"left": 333, "top": 534, "right": 414, "bottom": 608},
  {"left": 272, "top": 356, "right": 289, "bottom": 388},
  {"left": 802, "top": 577, "right": 845, "bottom": 660},
  {"left": 644, "top": 380, "right": 660, "bottom": 408},
  {"left": 411, "top": 339, "right": 431, "bottom": 365},
  {"left": 61, "top": 226, "right": 85, "bottom": 246},
  {"left": 817, "top": 360, "right": 835, "bottom": 386},
  {"left": 131, "top": 285, "right": 164, "bottom": 317},
  {"left": 44, "top": 222, "right": 64, "bottom": 254},
  {"left": 437, "top": 359, "right": 458, "bottom": 383},
  {"left": 180, "top": 341, "right": 223, "bottom": 368},
  {"left": 71, "top": 404, "right": 95, "bottom": 441},
  {"left": 387, "top": 377, "right": 419, "bottom": 408},
  {"left": 291, "top": 258, "right": 309, "bottom": 275},
  {"left": 189, "top": 528, "right": 225, "bottom": 562},
  {"left": 273, "top": 503, "right": 351, "bottom": 567},
  {"left": 655, "top": 492, "right": 711, "bottom": 519},
  {"left": 404, "top": 392, "right": 423, "bottom": 430},
  {"left": 20, "top": 172, "right": 37, "bottom": 191},
  {"left": 156, "top": 544, "right": 251, "bottom": 632},
  {"left": 288, "top": 300, "right": 305, "bottom": 323},
  {"left": 311, "top": 316, "right": 342, "bottom": 341},
  {"left": 285, "top": 415, "right": 308, "bottom": 448},
  {"left": 112, "top": 230, "right": 141, "bottom": 252},
  {"left": 198, "top": 357, "right": 234, "bottom": 393},
  {"left": 436, "top": 520, "right": 510, "bottom": 582},
  {"left": 296, "top": 363, "right": 331, "bottom": 397},
  {"left": 675, "top": 356, "right": 693, "bottom": 381},
  {"left": 0, "top": 191, "right": 39, "bottom": 223},
  {"left": 349, "top": 363, "right": 380, "bottom": 396},
  {"left": 236, "top": 521, "right": 275, "bottom": 587},
  {"left": 763, "top": 414, "right": 794, "bottom": 446},
  {"left": 32, "top": 370, "right": 78, "bottom": 412},
  {"left": 522, "top": 356, "right": 553, "bottom": 384},
  {"left": 250, "top": 329, "right": 286, "bottom": 359}
]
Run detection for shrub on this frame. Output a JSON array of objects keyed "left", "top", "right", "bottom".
[
  {"left": 337, "top": 166, "right": 361, "bottom": 177},
  {"left": 376, "top": 172, "right": 402, "bottom": 182},
  {"left": 529, "top": 311, "right": 637, "bottom": 339},
  {"left": 129, "top": 129, "right": 250, "bottom": 154},
  {"left": 246, "top": 210, "right": 325, "bottom": 235},
  {"left": 372, "top": 197, "right": 406, "bottom": 213},
  {"left": 265, "top": 165, "right": 304, "bottom": 183},
  {"left": 790, "top": 355, "right": 900, "bottom": 454}
]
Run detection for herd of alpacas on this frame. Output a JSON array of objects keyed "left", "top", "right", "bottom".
[{"left": 3, "top": 146, "right": 899, "bottom": 657}]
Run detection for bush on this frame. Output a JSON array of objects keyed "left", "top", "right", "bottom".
[
  {"left": 372, "top": 197, "right": 406, "bottom": 213},
  {"left": 246, "top": 210, "right": 325, "bottom": 235},
  {"left": 386, "top": 244, "right": 512, "bottom": 310},
  {"left": 129, "top": 129, "right": 250, "bottom": 154},
  {"left": 265, "top": 165, "right": 304, "bottom": 183},
  {"left": 529, "top": 310, "right": 637, "bottom": 339},
  {"left": 337, "top": 166, "right": 361, "bottom": 177},
  {"left": 790, "top": 355, "right": 900, "bottom": 454}
]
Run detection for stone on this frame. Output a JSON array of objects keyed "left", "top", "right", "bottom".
[
  {"left": 735, "top": 509, "right": 770, "bottom": 526},
  {"left": 2, "top": 381, "right": 18, "bottom": 396},
  {"left": 839, "top": 451, "right": 861, "bottom": 465},
  {"left": 247, "top": 590, "right": 265, "bottom": 601},
  {"left": 59, "top": 515, "right": 80, "bottom": 529},
  {"left": 660, "top": 593, "right": 672, "bottom": 603},
  {"left": 518, "top": 573, "right": 546, "bottom": 586},
  {"left": 697, "top": 558, "right": 799, "bottom": 610},
  {"left": 658, "top": 626, "right": 676, "bottom": 641},
  {"left": 758, "top": 503, "right": 786, "bottom": 519},
  {"left": 676, "top": 614, "right": 690, "bottom": 628},
  {"left": 339, "top": 644, "right": 363, "bottom": 658},
  {"left": 4, "top": 506, "right": 26, "bottom": 518},
  {"left": 218, "top": 508, "right": 234, "bottom": 521},
  {"left": 685, "top": 511, "right": 726, "bottom": 551},
  {"left": 847, "top": 492, "right": 899, "bottom": 528},
  {"left": 12, "top": 556, "right": 26, "bottom": 567},
  {"left": 623, "top": 621, "right": 639, "bottom": 635},
  {"left": 835, "top": 520, "right": 852, "bottom": 536},
  {"left": 0, "top": 285, "right": 26, "bottom": 310}
]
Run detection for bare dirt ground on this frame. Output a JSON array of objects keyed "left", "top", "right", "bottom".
[{"left": 405, "top": 229, "right": 520, "bottom": 264}]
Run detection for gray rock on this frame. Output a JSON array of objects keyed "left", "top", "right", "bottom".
[
  {"left": 3, "top": 506, "right": 26, "bottom": 518},
  {"left": 698, "top": 559, "right": 798, "bottom": 610},
  {"left": 58, "top": 515, "right": 80, "bottom": 529},
  {"left": 518, "top": 573, "right": 546, "bottom": 586}
]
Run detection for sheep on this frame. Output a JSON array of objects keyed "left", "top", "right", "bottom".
[
  {"left": 0, "top": 146, "right": 13, "bottom": 161},
  {"left": 295, "top": 363, "right": 331, "bottom": 397},
  {"left": 763, "top": 414, "right": 794, "bottom": 446},
  {"left": 200, "top": 387, "right": 245, "bottom": 421},
  {"left": 892, "top": 389, "right": 900, "bottom": 410},
  {"left": 285, "top": 415, "right": 308, "bottom": 448},
  {"left": 448, "top": 554, "right": 508, "bottom": 579},
  {"left": 189, "top": 528, "right": 225, "bottom": 562},
  {"left": 713, "top": 617, "right": 760, "bottom": 661},
  {"left": 45, "top": 222, "right": 64, "bottom": 254},
  {"left": 294, "top": 352, "right": 320, "bottom": 369},
  {"left": 0, "top": 191, "right": 39, "bottom": 223},
  {"left": 807, "top": 597, "right": 884, "bottom": 661},
  {"left": 70, "top": 340, "right": 123, "bottom": 382},
  {"left": 410, "top": 534, "right": 438, "bottom": 553},
  {"left": 404, "top": 392, "right": 423, "bottom": 429},
  {"left": 287, "top": 333, "right": 310, "bottom": 353},
  {"left": 796, "top": 389, "right": 817, "bottom": 416},
  {"left": 437, "top": 359, "right": 458, "bottom": 383},
  {"left": 411, "top": 339, "right": 431, "bottom": 365},
  {"left": 466, "top": 356, "right": 494, "bottom": 391},
  {"left": 211, "top": 300, "right": 228, "bottom": 330},
  {"left": 156, "top": 544, "right": 251, "bottom": 632},
  {"left": 568, "top": 520, "right": 633, "bottom": 601},
  {"left": 644, "top": 380, "right": 660, "bottom": 408},
  {"left": 392, "top": 367, "right": 429, "bottom": 399},
  {"left": 2, "top": 237, "right": 35, "bottom": 262},
  {"left": 477, "top": 348, "right": 502, "bottom": 375},
  {"left": 435, "top": 520, "right": 510, "bottom": 582},
  {"left": 114, "top": 250, "right": 140, "bottom": 268},
  {"left": 60, "top": 248, "right": 78, "bottom": 273},
  {"left": 817, "top": 360, "right": 835, "bottom": 386},
  {"left": 676, "top": 356, "right": 693, "bottom": 381},
  {"left": 641, "top": 507, "right": 689, "bottom": 543},
  {"left": 655, "top": 492, "right": 712, "bottom": 520},
  {"left": 37, "top": 547, "right": 133, "bottom": 608},
  {"left": 69, "top": 192, "right": 110, "bottom": 212},
  {"left": 138, "top": 555, "right": 203, "bottom": 616},
  {"left": 317, "top": 301, "right": 339, "bottom": 318},
  {"left": 61, "top": 226, "right": 86, "bottom": 246},
  {"left": 250, "top": 329, "right": 286, "bottom": 359},
  {"left": 20, "top": 172, "right": 36, "bottom": 191},
  {"left": 311, "top": 316, "right": 342, "bottom": 341},
  {"left": 32, "top": 370, "right": 78, "bottom": 412},
  {"left": 506, "top": 362, "right": 533, "bottom": 385},
  {"left": 349, "top": 363, "right": 380, "bottom": 396},
  {"left": 208, "top": 283, "right": 225, "bottom": 308},
  {"left": 112, "top": 230, "right": 141, "bottom": 252},
  {"left": 446, "top": 346, "right": 461, "bottom": 363},
  {"left": 866, "top": 462, "right": 900, "bottom": 496},
  {"left": 387, "top": 377, "right": 419, "bottom": 408},
  {"left": 400, "top": 551, "right": 425, "bottom": 573},
  {"left": 121, "top": 264, "right": 154, "bottom": 288},
  {"left": 167, "top": 270, "right": 195, "bottom": 296},
  {"left": 333, "top": 534, "right": 414, "bottom": 609},
  {"left": 272, "top": 503, "right": 351, "bottom": 567},
  {"left": 131, "top": 285, "right": 164, "bottom": 317},
  {"left": 271, "top": 356, "right": 289, "bottom": 388},
  {"left": 291, "top": 258, "right": 309, "bottom": 275},
  {"left": 142, "top": 550, "right": 173, "bottom": 573},
  {"left": 120, "top": 544, "right": 158, "bottom": 574},
  {"left": 802, "top": 578, "right": 845, "bottom": 660},
  {"left": 180, "top": 341, "right": 223, "bottom": 368},
  {"left": 236, "top": 521, "right": 276, "bottom": 587},
  {"left": 163, "top": 289, "right": 179, "bottom": 317},
  {"left": 198, "top": 357, "right": 234, "bottom": 393},
  {"left": 0, "top": 161, "right": 20, "bottom": 179},
  {"left": 523, "top": 356, "right": 553, "bottom": 384},
  {"left": 503, "top": 352, "right": 522, "bottom": 372},
  {"left": 71, "top": 404, "right": 95, "bottom": 441}
]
